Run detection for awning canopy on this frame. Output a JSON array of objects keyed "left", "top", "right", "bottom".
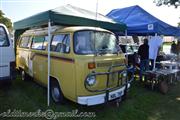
[
  {"left": 14, "top": 4, "right": 126, "bottom": 33},
  {"left": 107, "top": 5, "right": 180, "bottom": 36}
]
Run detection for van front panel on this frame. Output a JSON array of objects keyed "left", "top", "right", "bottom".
[{"left": 75, "top": 54, "right": 127, "bottom": 96}]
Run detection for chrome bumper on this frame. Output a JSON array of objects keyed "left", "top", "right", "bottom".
[{"left": 78, "top": 83, "right": 130, "bottom": 106}]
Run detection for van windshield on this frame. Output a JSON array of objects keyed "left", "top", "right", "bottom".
[
  {"left": 0, "top": 26, "right": 9, "bottom": 47},
  {"left": 74, "top": 30, "right": 119, "bottom": 55}
]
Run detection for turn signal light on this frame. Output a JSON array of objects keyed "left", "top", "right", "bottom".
[
  {"left": 124, "top": 59, "right": 128, "bottom": 65},
  {"left": 88, "top": 62, "right": 96, "bottom": 69}
]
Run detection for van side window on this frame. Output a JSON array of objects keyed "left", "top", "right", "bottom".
[
  {"left": 19, "top": 36, "right": 30, "bottom": 48},
  {"left": 51, "top": 34, "right": 70, "bottom": 53},
  {"left": 42, "top": 36, "right": 48, "bottom": 50},
  {"left": 0, "top": 26, "right": 9, "bottom": 47},
  {"left": 31, "top": 36, "right": 45, "bottom": 50}
]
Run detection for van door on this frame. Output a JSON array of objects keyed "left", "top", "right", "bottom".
[
  {"left": 0, "top": 25, "right": 15, "bottom": 79},
  {"left": 50, "top": 34, "right": 76, "bottom": 99},
  {"left": 16, "top": 36, "right": 31, "bottom": 75},
  {"left": 31, "top": 36, "right": 48, "bottom": 85}
]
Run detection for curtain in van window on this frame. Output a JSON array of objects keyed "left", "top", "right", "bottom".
[
  {"left": 42, "top": 36, "right": 49, "bottom": 50},
  {"left": 19, "top": 37, "right": 30, "bottom": 48},
  {"left": 51, "top": 34, "right": 70, "bottom": 53},
  {"left": 31, "top": 36, "right": 45, "bottom": 50}
]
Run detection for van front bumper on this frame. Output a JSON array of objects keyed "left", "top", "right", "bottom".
[
  {"left": 0, "top": 61, "right": 16, "bottom": 81},
  {"left": 0, "top": 72, "right": 16, "bottom": 81},
  {"left": 0, "top": 76, "right": 11, "bottom": 81},
  {"left": 78, "top": 83, "right": 130, "bottom": 106}
]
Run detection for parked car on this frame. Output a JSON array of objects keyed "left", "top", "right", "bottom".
[{"left": 0, "top": 23, "right": 15, "bottom": 82}]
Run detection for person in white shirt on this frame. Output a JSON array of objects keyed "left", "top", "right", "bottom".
[{"left": 148, "top": 36, "right": 163, "bottom": 70}]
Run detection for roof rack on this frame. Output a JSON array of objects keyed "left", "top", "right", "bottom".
[{"left": 22, "top": 25, "right": 66, "bottom": 36}]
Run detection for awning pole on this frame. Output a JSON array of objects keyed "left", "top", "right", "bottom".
[
  {"left": 47, "top": 20, "right": 51, "bottom": 106},
  {"left": 95, "top": 0, "right": 98, "bottom": 19},
  {"left": 125, "top": 30, "right": 128, "bottom": 62},
  {"left": 153, "top": 33, "right": 158, "bottom": 70},
  {"left": 125, "top": 30, "right": 127, "bottom": 39}
]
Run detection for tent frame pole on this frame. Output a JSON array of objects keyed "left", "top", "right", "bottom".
[
  {"left": 153, "top": 33, "right": 158, "bottom": 70},
  {"left": 125, "top": 30, "right": 127, "bottom": 39},
  {"left": 47, "top": 20, "right": 51, "bottom": 106},
  {"left": 125, "top": 30, "right": 128, "bottom": 63}
]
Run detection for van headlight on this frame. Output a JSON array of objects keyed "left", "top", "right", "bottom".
[
  {"left": 122, "top": 72, "right": 127, "bottom": 77},
  {"left": 122, "top": 72, "right": 127, "bottom": 84},
  {"left": 86, "top": 76, "right": 96, "bottom": 86}
]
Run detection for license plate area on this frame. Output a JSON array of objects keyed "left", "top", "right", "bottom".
[{"left": 108, "top": 89, "right": 124, "bottom": 100}]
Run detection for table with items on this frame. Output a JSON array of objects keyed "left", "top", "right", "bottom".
[
  {"left": 142, "top": 61, "right": 180, "bottom": 93},
  {"left": 160, "top": 61, "right": 180, "bottom": 82},
  {"left": 160, "top": 61, "right": 180, "bottom": 70}
]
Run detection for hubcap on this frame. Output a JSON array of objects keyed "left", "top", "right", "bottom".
[
  {"left": 51, "top": 87, "right": 60, "bottom": 102},
  {"left": 21, "top": 71, "right": 25, "bottom": 81}
]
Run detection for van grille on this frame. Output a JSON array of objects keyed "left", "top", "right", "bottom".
[
  {"left": 96, "top": 62, "right": 112, "bottom": 68},
  {"left": 114, "top": 61, "right": 123, "bottom": 65},
  {"left": 96, "top": 60, "right": 124, "bottom": 68}
]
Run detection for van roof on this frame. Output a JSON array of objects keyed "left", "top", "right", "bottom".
[
  {"left": 0, "top": 23, "right": 6, "bottom": 27},
  {"left": 0, "top": 23, "right": 9, "bottom": 35},
  {"left": 56, "top": 26, "right": 111, "bottom": 33},
  {"left": 0, "top": 23, "right": 8, "bottom": 29},
  {"left": 22, "top": 26, "right": 111, "bottom": 36}
]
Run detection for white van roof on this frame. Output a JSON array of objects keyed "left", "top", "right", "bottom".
[{"left": 0, "top": 23, "right": 10, "bottom": 35}]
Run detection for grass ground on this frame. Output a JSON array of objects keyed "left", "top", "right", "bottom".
[{"left": 0, "top": 76, "right": 180, "bottom": 120}]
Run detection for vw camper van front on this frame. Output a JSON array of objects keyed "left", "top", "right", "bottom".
[{"left": 72, "top": 28, "right": 133, "bottom": 106}]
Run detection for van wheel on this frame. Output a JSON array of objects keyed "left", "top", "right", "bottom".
[
  {"left": 21, "top": 70, "right": 28, "bottom": 81},
  {"left": 4, "top": 80, "right": 12, "bottom": 86},
  {"left": 50, "top": 80, "right": 64, "bottom": 103}
]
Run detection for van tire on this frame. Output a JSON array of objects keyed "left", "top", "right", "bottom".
[
  {"left": 3, "top": 80, "right": 12, "bottom": 86},
  {"left": 50, "top": 79, "right": 65, "bottom": 104},
  {"left": 21, "top": 70, "right": 28, "bottom": 81}
]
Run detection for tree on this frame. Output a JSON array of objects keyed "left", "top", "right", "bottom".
[
  {"left": 154, "top": 0, "right": 180, "bottom": 8},
  {"left": 0, "top": 10, "right": 12, "bottom": 31},
  {"left": 154, "top": 0, "right": 180, "bottom": 27}
]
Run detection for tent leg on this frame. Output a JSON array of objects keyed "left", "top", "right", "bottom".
[
  {"left": 125, "top": 30, "right": 127, "bottom": 39},
  {"left": 153, "top": 33, "right": 158, "bottom": 70},
  {"left": 125, "top": 30, "right": 128, "bottom": 64},
  {"left": 47, "top": 20, "right": 51, "bottom": 106}
]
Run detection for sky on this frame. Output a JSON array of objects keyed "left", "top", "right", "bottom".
[{"left": 0, "top": 0, "right": 180, "bottom": 26}]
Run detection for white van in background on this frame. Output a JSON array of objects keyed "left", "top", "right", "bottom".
[{"left": 0, "top": 23, "right": 15, "bottom": 82}]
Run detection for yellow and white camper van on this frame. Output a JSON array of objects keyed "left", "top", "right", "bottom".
[{"left": 16, "top": 26, "right": 133, "bottom": 106}]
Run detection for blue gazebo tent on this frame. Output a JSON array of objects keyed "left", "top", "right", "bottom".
[{"left": 107, "top": 5, "right": 180, "bottom": 36}]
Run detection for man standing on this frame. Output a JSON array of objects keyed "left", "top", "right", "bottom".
[
  {"left": 177, "top": 40, "right": 180, "bottom": 62},
  {"left": 148, "top": 36, "right": 163, "bottom": 70},
  {"left": 138, "top": 38, "right": 149, "bottom": 81},
  {"left": 171, "top": 41, "right": 177, "bottom": 54}
]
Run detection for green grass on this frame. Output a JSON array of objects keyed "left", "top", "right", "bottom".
[{"left": 0, "top": 76, "right": 180, "bottom": 120}]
